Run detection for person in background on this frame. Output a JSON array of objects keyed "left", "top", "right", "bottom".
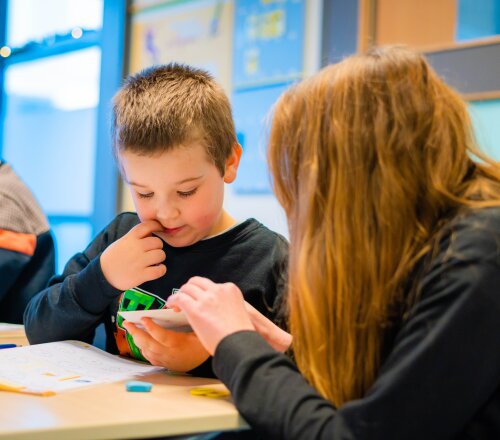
[
  {"left": 168, "top": 47, "right": 500, "bottom": 439},
  {"left": 0, "top": 160, "right": 55, "bottom": 323},
  {"left": 24, "top": 64, "right": 288, "bottom": 377}
]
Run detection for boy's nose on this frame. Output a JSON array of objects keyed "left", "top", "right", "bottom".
[{"left": 156, "top": 204, "right": 180, "bottom": 223}]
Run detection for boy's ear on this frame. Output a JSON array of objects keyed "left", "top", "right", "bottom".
[{"left": 223, "top": 143, "right": 243, "bottom": 183}]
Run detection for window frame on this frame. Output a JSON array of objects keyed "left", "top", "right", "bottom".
[{"left": 0, "top": 0, "right": 128, "bottom": 242}]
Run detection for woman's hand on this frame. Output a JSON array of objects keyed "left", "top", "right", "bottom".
[
  {"left": 166, "top": 277, "right": 254, "bottom": 355},
  {"left": 244, "top": 301, "right": 292, "bottom": 353},
  {"left": 122, "top": 318, "right": 209, "bottom": 372}
]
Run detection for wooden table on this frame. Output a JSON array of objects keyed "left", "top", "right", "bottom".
[
  {"left": 0, "top": 324, "right": 248, "bottom": 439},
  {"left": 0, "top": 323, "right": 29, "bottom": 347}
]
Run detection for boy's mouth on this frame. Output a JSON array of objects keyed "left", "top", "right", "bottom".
[{"left": 163, "top": 226, "right": 184, "bottom": 235}]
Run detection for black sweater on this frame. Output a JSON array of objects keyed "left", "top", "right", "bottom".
[
  {"left": 24, "top": 213, "right": 288, "bottom": 376},
  {"left": 213, "top": 207, "right": 500, "bottom": 439}
]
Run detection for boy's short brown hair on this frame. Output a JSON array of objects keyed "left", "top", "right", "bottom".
[{"left": 112, "top": 63, "right": 237, "bottom": 176}]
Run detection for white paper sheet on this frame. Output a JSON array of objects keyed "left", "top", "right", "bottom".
[
  {"left": 0, "top": 323, "right": 24, "bottom": 332},
  {"left": 0, "top": 340, "right": 163, "bottom": 394}
]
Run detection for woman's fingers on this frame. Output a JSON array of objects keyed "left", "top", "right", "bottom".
[
  {"left": 166, "top": 288, "right": 198, "bottom": 312},
  {"left": 185, "top": 276, "right": 216, "bottom": 290},
  {"left": 174, "top": 283, "right": 205, "bottom": 301}
]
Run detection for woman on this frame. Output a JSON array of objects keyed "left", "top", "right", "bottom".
[{"left": 167, "top": 47, "right": 500, "bottom": 439}]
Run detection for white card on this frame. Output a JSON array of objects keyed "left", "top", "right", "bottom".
[{"left": 119, "top": 309, "right": 191, "bottom": 331}]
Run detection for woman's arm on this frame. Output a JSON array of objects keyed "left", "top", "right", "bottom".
[{"left": 212, "top": 248, "right": 500, "bottom": 439}]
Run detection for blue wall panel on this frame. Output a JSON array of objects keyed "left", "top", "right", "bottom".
[{"left": 457, "top": 0, "right": 500, "bottom": 41}]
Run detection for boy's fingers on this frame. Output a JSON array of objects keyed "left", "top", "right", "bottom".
[
  {"left": 132, "top": 220, "right": 164, "bottom": 238},
  {"left": 142, "top": 318, "right": 181, "bottom": 345},
  {"left": 144, "top": 249, "right": 166, "bottom": 266},
  {"left": 124, "top": 321, "right": 157, "bottom": 352},
  {"left": 141, "top": 236, "right": 164, "bottom": 251},
  {"left": 123, "top": 321, "right": 144, "bottom": 339},
  {"left": 143, "top": 264, "right": 167, "bottom": 281}
]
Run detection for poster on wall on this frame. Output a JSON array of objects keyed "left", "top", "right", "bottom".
[
  {"left": 232, "top": 0, "right": 305, "bottom": 89},
  {"left": 129, "top": 0, "right": 233, "bottom": 92},
  {"left": 456, "top": 0, "right": 500, "bottom": 41},
  {"left": 232, "top": 0, "right": 305, "bottom": 194},
  {"left": 232, "top": 82, "right": 291, "bottom": 194}
]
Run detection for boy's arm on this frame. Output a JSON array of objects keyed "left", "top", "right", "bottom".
[
  {"left": 23, "top": 218, "right": 128, "bottom": 344},
  {"left": 24, "top": 253, "right": 122, "bottom": 344}
]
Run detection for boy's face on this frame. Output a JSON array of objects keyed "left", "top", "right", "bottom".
[{"left": 119, "top": 141, "right": 241, "bottom": 247}]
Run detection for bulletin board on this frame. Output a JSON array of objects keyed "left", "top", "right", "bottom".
[
  {"left": 456, "top": 0, "right": 500, "bottom": 41},
  {"left": 232, "top": 82, "right": 291, "bottom": 194},
  {"left": 469, "top": 99, "right": 500, "bottom": 160},
  {"left": 129, "top": 0, "right": 233, "bottom": 92},
  {"left": 232, "top": 0, "right": 305, "bottom": 194},
  {"left": 232, "top": 0, "right": 304, "bottom": 89}
]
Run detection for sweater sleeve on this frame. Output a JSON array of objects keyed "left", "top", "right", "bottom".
[
  {"left": 213, "top": 214, "right": 500, "bottom": 440},
  {"left": 23, "top": 219, "right": 125, "bottom": 345}
]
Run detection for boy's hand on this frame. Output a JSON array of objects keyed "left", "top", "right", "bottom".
[
  {"left": 122, "top": 318, "right": 210, "bottom": 372},
  {"left": 100, "top": 220, "right": 167, "bottom": 291}
]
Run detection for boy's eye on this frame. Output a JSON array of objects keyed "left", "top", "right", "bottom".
[
  {"left": 137, "top": 192, "right": 154, "bottom": 199},
  {"left": 177, "top": 188, "right": 198, "bottom": 198}
]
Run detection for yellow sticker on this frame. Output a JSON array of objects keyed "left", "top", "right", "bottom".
[{"left": 189, "top": 387, "right": 230, "bottom": 399}]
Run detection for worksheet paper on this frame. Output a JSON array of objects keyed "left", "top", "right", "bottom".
[
  {"left": 0, "top": 340, "right": 163, "bottom": 395},
  {"left": 0, "top": 323, "right": 24, "bottom": 333}
]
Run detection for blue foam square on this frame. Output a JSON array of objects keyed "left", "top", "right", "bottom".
[{"left": 126, "top": 381, "right": 153, "bottom": 392}]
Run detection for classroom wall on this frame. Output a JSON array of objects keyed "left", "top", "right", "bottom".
[{"left": 372, "top": 0, "right": 500, "bottom": 187}]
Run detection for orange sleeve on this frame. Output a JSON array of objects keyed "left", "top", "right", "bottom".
[{"left": 0, "top": 229, "right": 36, "bottom": 256}]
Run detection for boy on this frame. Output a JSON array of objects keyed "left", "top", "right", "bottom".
[
  {"left": 0, "top": 160, "right": 55, "bottom": 323},
  {"left": 24, "top": 64, "right": 288, "bottom": 377}
]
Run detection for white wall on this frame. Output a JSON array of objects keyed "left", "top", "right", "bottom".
[{"left": 224, "top": 184, "right": 288, "bottom": 236}]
